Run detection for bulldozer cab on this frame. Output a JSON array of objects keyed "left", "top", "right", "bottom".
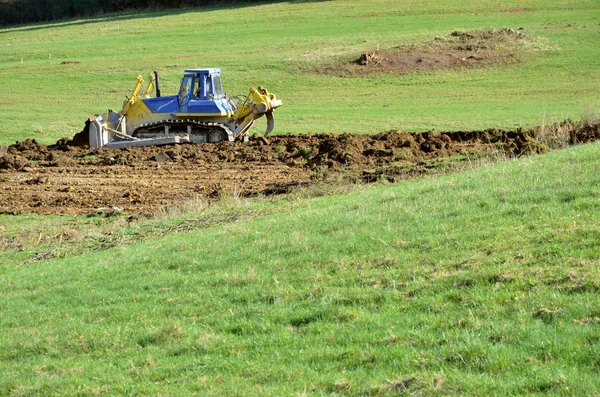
[{"left": 178, "top": 68, "right": 223, "bottom": 112}]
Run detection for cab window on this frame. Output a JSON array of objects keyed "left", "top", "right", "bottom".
[
  {"left": 179, "top": 74, "right": 193, "bottom": 103},
  {"left": 213, "top": 75, "right": 223, "bottom": 98},
  {"left": 205, "top": 75, "right": 212, "bottom": 97},
  {"left": 193, "top": 75, "right": 201, "bottom": 97}
]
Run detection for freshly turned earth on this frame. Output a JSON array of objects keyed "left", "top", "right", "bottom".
[{"left": 0, "top": 119, "right": 597, "bottom": 214}]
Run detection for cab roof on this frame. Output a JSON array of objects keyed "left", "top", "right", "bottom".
[{"left": 184, "top": 68, "right": 221, "bottom": 75}]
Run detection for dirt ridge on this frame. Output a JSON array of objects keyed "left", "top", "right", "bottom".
[{"left": 0, "top": 119, "right": 598, "bottom": 214}]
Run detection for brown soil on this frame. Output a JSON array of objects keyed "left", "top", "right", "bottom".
[
  {"left": 0, "top": 119, "right": 598, "bottom": 215},
  {"left": 326, "top": 28, "right": 536, "bottom": 76}
]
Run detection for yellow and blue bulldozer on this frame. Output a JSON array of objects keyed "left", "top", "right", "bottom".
[{"left": 88, "top": 68, "right": 282, "bottom": 149}]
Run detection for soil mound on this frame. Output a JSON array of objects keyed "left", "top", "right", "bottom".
[
  {"left": 7, "top": 138, "right": 49, "bottom": 160},
  {"left": 67, "top": 120, "right": 91, "bottom": 147},
  {"left": 48, "top": 120, "right": 90, "bottom": 149},
  {"left": 0, "top": 154, "right": 29, "bottom": 170},
  {"left": 0, "top": 119, "right": 597, "bottom": 214},
  {"left": 326, "top": 28, "right": 539, "bottom": 76}
]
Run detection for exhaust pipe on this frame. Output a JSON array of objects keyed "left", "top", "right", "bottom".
[{"left": 154, "top": 70, "right": 161, "bottom": 97}]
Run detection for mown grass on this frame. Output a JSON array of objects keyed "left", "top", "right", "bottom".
[
  {"left": 1, "top": 1, "right": 600, "bottom": 395},
  {"left": 1, "top": 142, "right": 599, "bottom": 395},
  {"left": 0, "top": 0, "right": 599, "bottom": 144},
  {"left": 0, "top": 193, "right": 296, "bottom": 265}
]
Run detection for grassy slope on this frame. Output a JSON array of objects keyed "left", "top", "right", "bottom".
[
  {"left": 0, "top": 0, "right": 599, "bottom": 144},
  {"left": 1, "top": 1, "right": 600, "bottom": 395},
  {"left": 2, "top": 142, "right": 599, "bottom": 395}
]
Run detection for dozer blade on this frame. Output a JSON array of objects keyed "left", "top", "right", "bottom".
[{"left": 265, "top": 111, "right": 275, "bottom": 137}]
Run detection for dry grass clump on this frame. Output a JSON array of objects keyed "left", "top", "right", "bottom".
[
  {"left": 578, "top": 107, "right": 600, "bottom": 132},
  {"left": 535, "top": 120, "right": 574, "bottom": 149},
  {"left": 535, "top": 111, "right": 600, "bottom": 149}
]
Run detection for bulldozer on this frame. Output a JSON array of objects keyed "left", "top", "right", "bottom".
[{"left": 88, "top": 68, "right": 282, "bottom": 149}]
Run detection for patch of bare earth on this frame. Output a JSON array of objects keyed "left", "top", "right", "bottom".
[
  {"left": 324, "top": 28, "right": 538, "bottom": 76},
  {"left": 1, "top": 119, "right": 598, "bottom": 215}
]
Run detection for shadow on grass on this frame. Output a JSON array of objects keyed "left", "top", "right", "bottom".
[{"left": 0, "top": 0, "right": 330, "bottom": 33}]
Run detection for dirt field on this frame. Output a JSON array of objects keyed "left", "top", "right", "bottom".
[
  {"left": 323, "top": 28, "right": 541, "bottom": 76},
  {"left": 1, "top": 119, "right": 598, "bottom": 215}
]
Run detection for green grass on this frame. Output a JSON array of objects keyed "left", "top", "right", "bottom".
[
  {"left": 1, "top": 1, "right": 600, "bottom": 395},
  {"left": 0, "top": 192, "right": 313, "bottom": 265},
  {"left": 0, "top": 0, "right": 599, "bottom": 144},
  {"left": 2, "top": 141, "right": 599, "bottom": 395}
]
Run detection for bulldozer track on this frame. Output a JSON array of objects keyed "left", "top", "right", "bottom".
[{"left": 133, "top": 120, "right": 235, "bottom": 143}]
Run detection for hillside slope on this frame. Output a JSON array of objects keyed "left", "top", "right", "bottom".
[{"left": 2, "top": 142, "right": 599, "bottom": 395}]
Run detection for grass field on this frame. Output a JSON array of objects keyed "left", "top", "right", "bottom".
[
  {"left": 1, "top": 0, "right": 600, "bottom": 395},
  {"left": 2, "top": 141, "right": 600, "bottom": 395},
  {"left": 0, "top": 0, "right": 599, "bottom": 144}
]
